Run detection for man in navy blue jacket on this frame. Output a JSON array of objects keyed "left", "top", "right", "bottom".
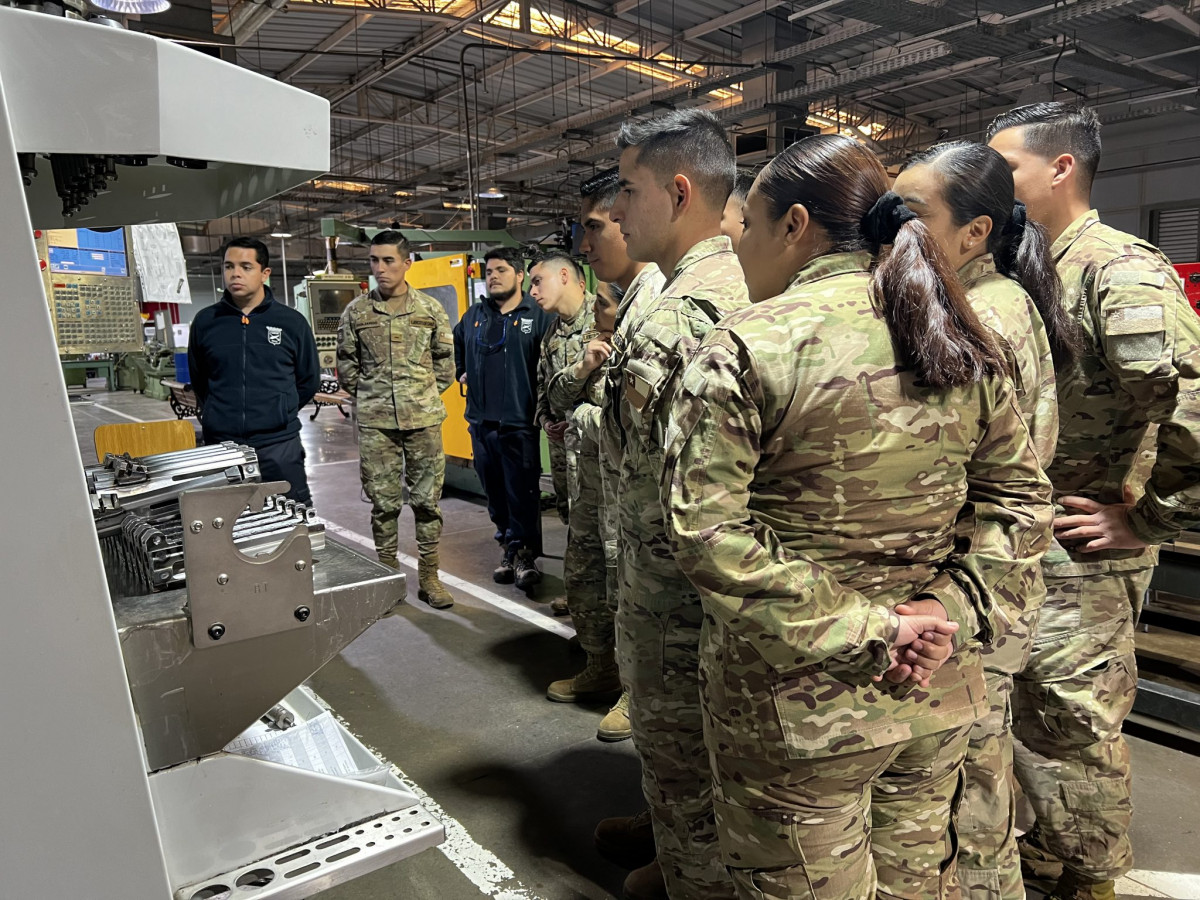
[
  {"left": 188, "top": 237, "right": 320, "bottom": 504},
  {"left": 453, "top": 247, "right": 553, "bottom": 588}
]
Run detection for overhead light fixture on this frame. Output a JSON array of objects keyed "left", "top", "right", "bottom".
[
  {"left": 270, "top": 230, "right": 292, "bottom": 238},
  {"left": 88, "top": 0, "right": 171, "bottom": 13},
  {"left": 477, "top": 187, "right": 506, "bottom": 199}
]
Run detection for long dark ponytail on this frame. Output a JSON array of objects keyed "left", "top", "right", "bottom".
[
  {"left": 756, "top": 134, "right": 1006, "bottom": 390},
  {"left": 903, "top": 141, "right": 1084, "bottom": 369}
]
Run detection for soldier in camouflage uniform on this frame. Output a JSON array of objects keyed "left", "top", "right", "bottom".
[
  {"left": 989, "top": 103, "right": 1200, "bottom": 900},
  {"left": 545, "top": 169, "right": 666, "bottom": 745},
  {"left": 530, "top": 252, "right": 620, "bottom": 703},
  {"left": 602, "top": 109, "right": 751, "bottom": 900},
  {"left": 665, "top": 135, "right": 1053, "bottom": 900},
  {"left": 338, "top": 231, "right": 456, "bottom": 609},
  {"left": 896, "top": 141, "right": 1080, "bottom": 900}
]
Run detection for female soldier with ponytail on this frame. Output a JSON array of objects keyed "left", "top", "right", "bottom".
[
  {"left": 893, "top": 141, "right": 1082, "bottom": 900},
  {"left": 662, "top": 134, "right": 1054, "bottom": 899}
]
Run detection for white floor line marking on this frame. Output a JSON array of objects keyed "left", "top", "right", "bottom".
[
  {"left": 322, "top": 520, "right": 575, "bottom": 640},
  {"left": 90, "top": 402, "right": 148, "bottom": 423},
  {"left": 1119, "top": 869, "right": 1200, "bottom": 899},
  {"left": 324, "top": 708, "right": 548, "bottom": 900}
]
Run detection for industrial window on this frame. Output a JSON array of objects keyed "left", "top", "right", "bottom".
[{"left": 1151, "top": 207, "right": 1200, "bottom": 264}]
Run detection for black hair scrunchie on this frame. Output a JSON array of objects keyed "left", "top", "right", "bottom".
[
  {"left": 1002, "top": 199, "right": 1028, "bottom": 237},
  {"left": 861, "top": 191, "right": 918, "bottom": 245}
]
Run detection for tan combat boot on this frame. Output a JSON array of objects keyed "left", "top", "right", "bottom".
[
  {"left": 546, "top": 650, "right": 621, "bottom": 702},
  {"left": 595, "top": 808, "right": 656, "bottom": 870},
  {"left": 1048, "top": 873, "right": 1117, "bottom": 900},
  {"left": 597, "top": 689, "right": 632, "bottom": 742},
  {"left": 417, "top": 555, "right": 454, "bottom": 609},
  {"left": 622, "top": 858, "right": 667, "bottom": 900}
]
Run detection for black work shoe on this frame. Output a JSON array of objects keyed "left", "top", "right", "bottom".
[
  {"left": 514, "top": 549, "right": 542, "bottom": 590},
  {"left": 493, "top": 543, "right": 517, "bottom": 584}
]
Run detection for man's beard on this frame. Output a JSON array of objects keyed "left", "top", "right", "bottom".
[{"left": 487, "top": 285, "right": 518, "bottom": 305}]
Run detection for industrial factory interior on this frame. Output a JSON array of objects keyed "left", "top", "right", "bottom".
[{"left": 2, "top": 0, "right": 1200, "bottom": 898}]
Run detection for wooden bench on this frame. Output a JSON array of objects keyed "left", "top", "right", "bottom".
[
  {"left": 161, "top": 379, "right": 199, "bottom": 420},
  {"left": 161, "top": 378, "right": 353, "bottom": 422},
  {"left": 310, "top": 377, "right": 353, "bottom": 421}
]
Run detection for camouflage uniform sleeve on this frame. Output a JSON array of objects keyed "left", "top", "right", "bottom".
[
  {"left": 429, "top": 296, "right": 455, "bottom": 395},
  {"left": 664, "top": 331, "right": 900, "bottom": 677},
  {"left": 545, "top": 359, "right": 592, "bottom": 420},
  {"left": 567, "top": 372, "right": 605, "bottom": 441},
  {"left": 913, "top": 378, "right": 1053, "bottom": 647},
  {"left": 535, "top": 329, "right": 555, "bottom": 430},
  {"left": 336, "top": 304, "right": 359, "bottom": 395},
  {"left": 1096, "top": 262, "right": 1200, "bottom": 542}
]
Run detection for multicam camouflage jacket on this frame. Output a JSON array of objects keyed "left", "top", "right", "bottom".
[
  {"left": 663, "top": 251, "right": 1053, "bottom": 759},
  {"left": 554, "top": 264, "right": 665, "bottom": 453},
  {"left": 608, "top": 236, "right": 750, "bottom": 613},
  {"left": 535, "top": 296, "right": 594, "bottom": 454},
  {"left": 337, "top": 286, "right": 454, "bottom": 430},
  {"left": 1047, "top": 210, "right": 1200, "bottom": 575},
  {"left": 960, "top": 254, "right": 1058, "bottom": 675}
]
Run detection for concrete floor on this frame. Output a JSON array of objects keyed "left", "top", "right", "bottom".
[{"left": 73, "top": 390, "right": 1200, "bottom": 900}]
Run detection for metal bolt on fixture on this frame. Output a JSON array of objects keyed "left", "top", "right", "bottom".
[
  {"left": 295, "top": 560, "right": 307, "bottom": 571},
  {"left": 208, "top": 623, "right": 225, "bottom": 640},
  {"left": 212, "top": 517, "right": 224, "bottom": 529},
  {"left": 294, "top": 606, "right": 311, "bottom": 622},
  {"left": 190, "top": 520, "right": 203, "bottom": 533},
  {"left": 217, "top": 573, "right": 229, "bottom": 585}
]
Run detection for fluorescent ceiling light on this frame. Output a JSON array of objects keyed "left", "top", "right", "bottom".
[
  {"left": 89, "top": 0, "right": 171, "bottom": 13},
  {"left": 270, "top": 231, "right": 292, "bottom": 238}
]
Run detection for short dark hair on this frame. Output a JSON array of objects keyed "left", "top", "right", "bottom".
[
  {"left": 531, "top": 250, "right": 584, "bottom": 283},
  {"left": 222, "top": 236, "right": 269, "bottom": 269},
  {"left": 580, "top": 167, "right": 620, "bottom": 213},
  {"left": 731, "top": 168, "right": 755, "bottom": 203},
  {"left": 483, "top": 246, "right": 525, "bottom": 272},
  {"left": 986, "top": 102, "right": 1101, "bottom": 193},
  {"left": 371, "top": 230, "right": 411, "bottom": 255},
  {"left": 616, "top": 108, "right": 735, "bottom": 210}
]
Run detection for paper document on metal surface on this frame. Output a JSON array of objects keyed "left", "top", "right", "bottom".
[
  {"left": 226, "top": 710, "right": 384, "bottom": 780},
  {"left": 131, "top": 223, "right": 192, "bottom": 305}
]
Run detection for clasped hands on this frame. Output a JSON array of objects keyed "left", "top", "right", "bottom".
[{"left": 873, "top": 598, "right": 959, "bottom": 689}]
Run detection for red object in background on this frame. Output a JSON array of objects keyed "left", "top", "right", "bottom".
[{"left": 1176, "top": 263, "right": 1200, "bottom": 317}]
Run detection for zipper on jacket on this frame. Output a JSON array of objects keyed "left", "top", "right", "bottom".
[{"left": 241, "top": 314, "right": 249, "bottom": 435}]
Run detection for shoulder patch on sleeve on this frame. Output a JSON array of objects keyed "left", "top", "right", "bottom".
[
  {"left": 1107, "top": 305, "right": 1164, "bottom": 335},
  {"left": 1109, "top": 270, "right": 1166, "bottom": 288}
]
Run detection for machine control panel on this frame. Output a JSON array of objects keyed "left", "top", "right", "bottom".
[{"left": 50, "top": 274, "right": 142, "bottom": 353}]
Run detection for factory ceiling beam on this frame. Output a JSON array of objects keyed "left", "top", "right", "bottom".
[
  {"left": 278, "top": 12, "right": 374, "bottom": 82},
  {"left": 215, "top": 0, "right": 287, "bottom": 44},
  {"left": 326, "top": 0, "right": 513, "bottom": 107}
]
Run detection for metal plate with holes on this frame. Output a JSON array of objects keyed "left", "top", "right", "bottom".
[
  {"left": 181, "top": 482, "right": 314, "bottom": 648},
  {"left": 173, "top": 805, "right": 444, "bottom": 900}
]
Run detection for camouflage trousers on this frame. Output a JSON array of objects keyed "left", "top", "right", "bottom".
[
  {"left": 615, "top": 599, "right": 736, "bottom": 900},
  {"left": 598, "top": 446, "right": 621, "bottom": 613},
  {"left": 564, "top": 445, "right": 610, "bottom": 655},
  {"left": 1012, "top": 568, "right": 1151, "bottom": 883},
  {"left": 547, "top": 439, "right": 570, "bottom": 525},
  {"left": 358, "top": 424, "right": 445, "bottom": 560},
  {"left": 954, "top": 670, "right": 1023, "bottom": 900},
  {"left": 711, "top": 726, "right": 971, "bottom": 900}
]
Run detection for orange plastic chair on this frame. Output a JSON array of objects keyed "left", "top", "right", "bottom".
[{"left": 94, "top": 419, "right": 197, "bottom": 462}]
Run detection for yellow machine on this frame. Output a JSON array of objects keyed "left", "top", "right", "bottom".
[{"left": 405, "top": 253, "right": 474, "bottom": 464}]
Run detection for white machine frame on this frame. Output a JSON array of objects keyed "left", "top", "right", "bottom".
[{"left": 0, "top": 11, "right": 441, "bottom": 897}]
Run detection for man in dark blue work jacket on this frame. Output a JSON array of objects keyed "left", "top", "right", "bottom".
[
  {"left": 453, "top": 247, "right": 552, "bottom": 589},
  {"left": 188, "top": 237, "right": 320, "bottom": 504}
]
